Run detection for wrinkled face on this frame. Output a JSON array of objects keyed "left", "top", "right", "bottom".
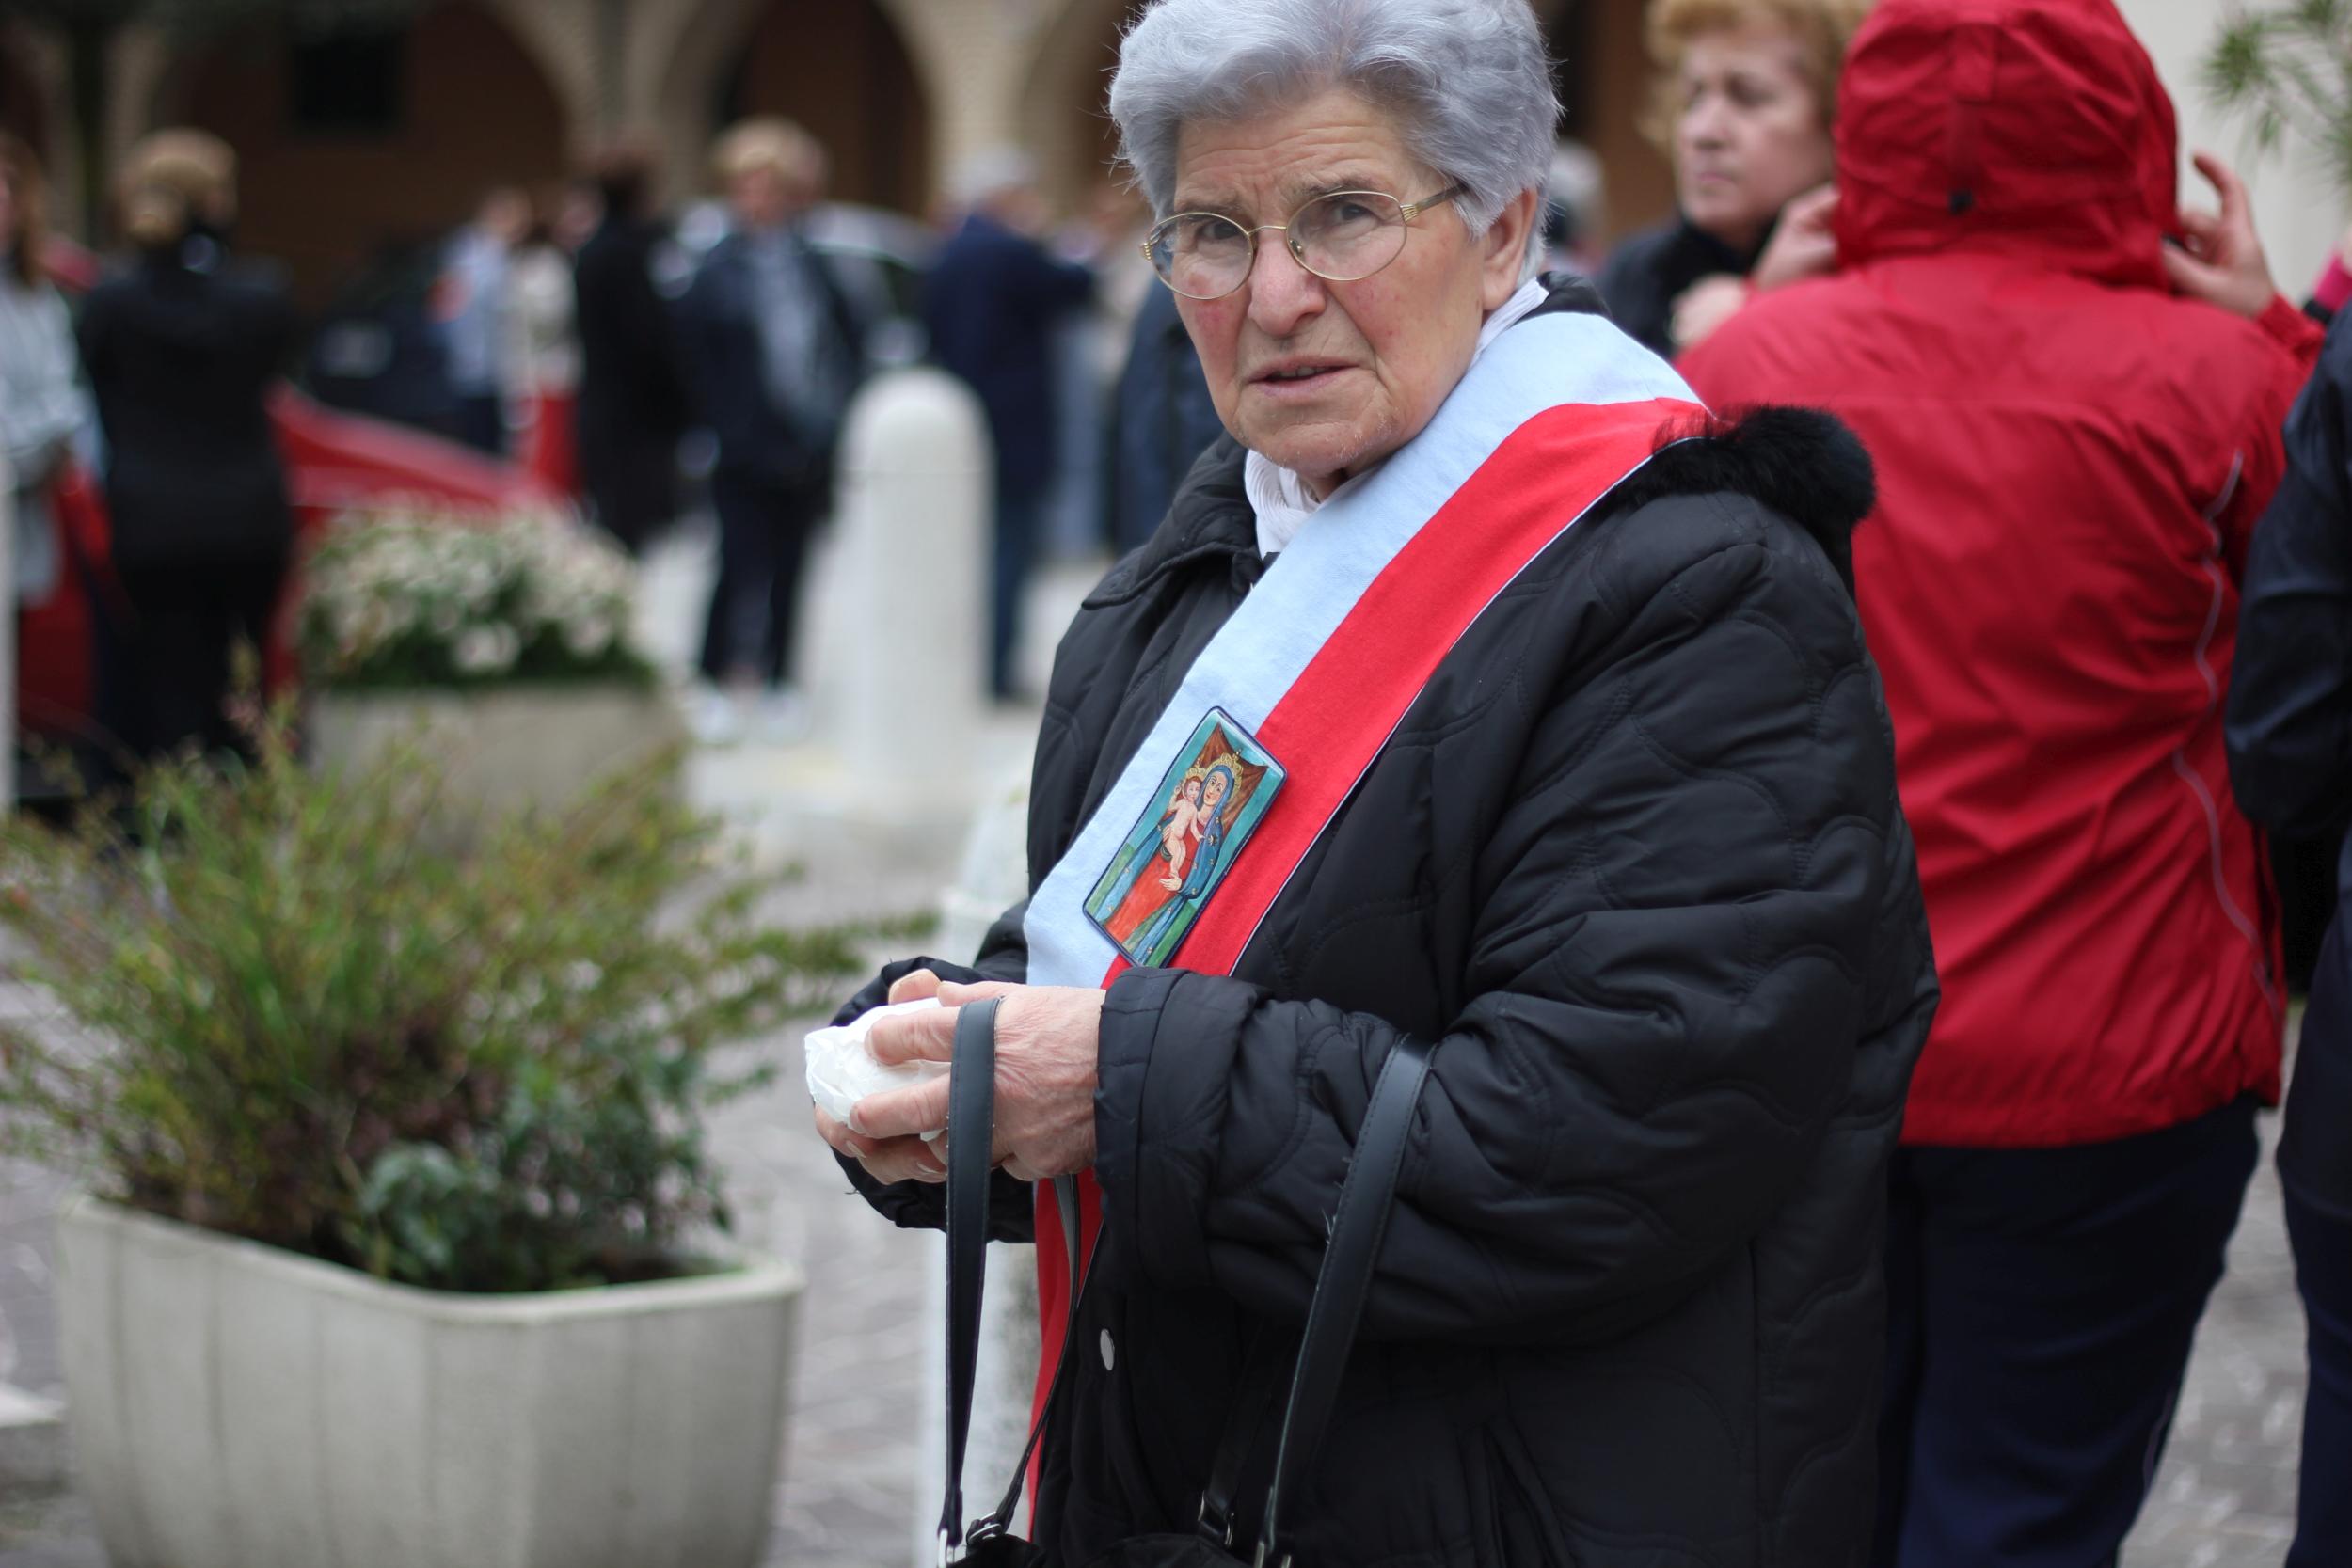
[
  {"left": 1171, "top": 87, "right": 1531, "bottom": 499},
  {"left": 1674, "top": 27, "right": 1834, "bottom": 252}
]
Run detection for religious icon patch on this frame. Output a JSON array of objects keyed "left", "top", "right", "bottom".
[{"left": 1083, "top": 707, "right": 1285, "bottom": 969}]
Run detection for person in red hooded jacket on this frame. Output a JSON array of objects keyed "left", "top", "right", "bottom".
[{"left": 1678, "top": 1, "right": 2322, "bottom": 1563}]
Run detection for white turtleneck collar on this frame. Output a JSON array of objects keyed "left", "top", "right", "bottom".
[{"left": 1244, "top": 277, "right": 1551, "bottom": 559}]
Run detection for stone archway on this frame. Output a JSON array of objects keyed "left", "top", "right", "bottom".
[
  {"left": 723, "top": 0, "right": 932, "bottom": 214},
  {"left": 649, "top": 0, "right": 933, "bottom": 215},
  {"left": 162, "top": 1, "right": 571, "bottom": 306},
  {"left": 1018, "top": 0, "right": 1136, "bottom": 215}
]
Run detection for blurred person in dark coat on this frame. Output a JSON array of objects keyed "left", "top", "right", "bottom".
[
  {"left": 2226, "top": 298, "right": 2352, "bottom": 1568},
  {"left": 573, "top": 147, "right": 690, "bottom": 555},
  {"left": 675, "top": 119, "right": 865, "bottom": 744},
  {"left": 1106, "top": 280, "right": 1223, "bottom": 556},
  {"left": 78, "top": 130, "right": 294, "bottom": 768},
  {"left": 921, "top": 150, "right": 1095, "bottom": 700}
]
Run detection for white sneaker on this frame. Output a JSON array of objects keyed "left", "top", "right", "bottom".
[
  {"left": 682, "top": 686, "right": 746, "bottom": 747},
  {"left": 752, "top": 687, "right": 811, "bottom": 745}
]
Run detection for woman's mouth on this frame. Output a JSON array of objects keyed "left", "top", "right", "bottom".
[{"left": 1253, "top": 363, "right": 1349, "bottom": 393}]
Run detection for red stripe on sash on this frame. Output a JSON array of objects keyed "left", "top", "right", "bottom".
[{"left": 1029, "top": 394, "right": 1696, "bottom": 1508}]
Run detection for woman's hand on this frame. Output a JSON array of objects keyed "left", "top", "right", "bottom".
[
  {"left": 1751, "top": 183, "right": 1838, "bottom": 293},
  {"left": 2164, "top": 150, "right": 2279, "bottom": 320},
  {"left": 811, "top": 968, "right": 960, "bottom": 1184},
  {"left": 1669, "top": 274, "right": 1752, "bottom": 355},
  {"left": 827, "top": 970, "right": 1105, "bottom": 1184}
]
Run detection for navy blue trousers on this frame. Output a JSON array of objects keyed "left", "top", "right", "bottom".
[
  {"left": 1873, "top": 1096, "right": 2260, "bottom": 1568},
  {"left": 990, "top": 482, "right": 1042, "bottom": 700},
  {"left": 699, "top": 468, "right": 820, "bottom": 688},
  {"left": 2286, "top": 1180, "right": 2352, "bottom": 1568},
  {"left": 2284, "top": 916, "right": 2352, "bottom": 1568}
]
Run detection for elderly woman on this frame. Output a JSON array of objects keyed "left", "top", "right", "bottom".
[
  {"left": 1597, "top": 0, "right": 1871, "bottom": 358},
  {"left": 818, "top": 1, "right": 1933, "bottom": 1562}
]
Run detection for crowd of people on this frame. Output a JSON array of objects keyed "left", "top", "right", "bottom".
[
  {"left": 811, "top": 2, "right": 2348, "bottom": 1568},
  {"left": 1, "top": 0, "right": 2347, "bottom": 1562},
  {"left": 429, "top": 130, "right": 1145, "bottom": 733},
  {"left": 0, "top": 114, "right": 1159, "bottom": 764}
]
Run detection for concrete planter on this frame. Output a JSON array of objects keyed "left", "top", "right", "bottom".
[
  {"left": 309, "top": 684, "right": 682, "bottom": 841},
  {"left": 55, "top": 1196, "right": 802, "bottom": 1568}
]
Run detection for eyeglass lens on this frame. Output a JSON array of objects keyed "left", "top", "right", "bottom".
[{"left": 1150, "top": 191, "right": 1410, "bottom": 299}]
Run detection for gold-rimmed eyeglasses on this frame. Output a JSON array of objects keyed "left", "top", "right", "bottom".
[{"left": 1141, "top": 182, "right": 1470, "bottom": 300}]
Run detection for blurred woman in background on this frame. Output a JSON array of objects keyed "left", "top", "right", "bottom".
[
  {"left": 0, "top": 134, "right": 84, "bottom": 615},
  {"left": 1597, "top": 0, "right": 1867, "bottom": 357},
  {"left": 78, "top": 130, "right": 294, "bottom": 765},
  {"left": 503, "top": 187, "right": 583, "bottom": 502}
]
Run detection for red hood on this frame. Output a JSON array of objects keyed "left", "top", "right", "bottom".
[{"left": 1833, "top": 0, "right": 2178, "bottom": 288}]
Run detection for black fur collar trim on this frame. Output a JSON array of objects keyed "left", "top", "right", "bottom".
[{"left": 1607, "top": 404, "right": 1876, "bottom": 597}]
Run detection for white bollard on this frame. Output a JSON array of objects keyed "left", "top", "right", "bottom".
[{"left": 831, "top": 369, "right": 991, "bottom": 803}]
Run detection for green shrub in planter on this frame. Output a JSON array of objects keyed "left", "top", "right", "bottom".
[
  {"left": 0, "top": 710, "right": 895, "bottom": 1293},
  {"left": 298, "top": 507, "right": 655, "bottom": 691}
]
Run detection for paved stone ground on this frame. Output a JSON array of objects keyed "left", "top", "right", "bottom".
[{"left": 0, "top": 526, "right": 2320, "bottom": 1565}]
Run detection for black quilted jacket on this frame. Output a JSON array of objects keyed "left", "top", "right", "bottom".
[{"left": 839, "top": 297, "right": 1938, "bottom": 1568}]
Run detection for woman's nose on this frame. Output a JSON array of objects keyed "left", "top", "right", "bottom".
[
  {"left": 1683, "top": 99, "right": 1732, "bottom": 150},
  {"left": 1245, "top": 235, "right": 1327, "bottom": 337}
]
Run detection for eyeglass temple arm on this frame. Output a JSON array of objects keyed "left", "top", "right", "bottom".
[{"left": 1397, "top": 181, "right": 1470, "bottom": 224}]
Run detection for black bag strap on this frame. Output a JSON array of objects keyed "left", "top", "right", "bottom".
[
  {"left": 939, "top": 996, "right": 1003, "bottom": 1555},
  {"left": 945, "top": 1010, "right": 1095, "bottom": 1560},
  {"left": 966, "top": 1173, "right": 1089, "bottom": 1544},
  {"left": 1251, "top": 1035, "right": 1436, "bottom": 1568},
  {"left": 1194, "top": 1325, "right": 1291, "bottom": 1550}
]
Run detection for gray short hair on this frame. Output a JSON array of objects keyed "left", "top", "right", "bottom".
[{"left": 1108, "top": 0, "right": 1559, "bottom": 249}]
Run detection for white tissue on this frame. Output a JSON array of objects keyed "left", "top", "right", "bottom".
[{"left": 805, "top": 997, "right": 951, "bottom": 1139}]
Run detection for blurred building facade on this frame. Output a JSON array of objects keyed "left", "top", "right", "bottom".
[
  {"left": 0, "top": 0, "right": 1657, "bottom": 308},
  {"left": 0, "top": 0, "right": 2332, "bottom": 310}
]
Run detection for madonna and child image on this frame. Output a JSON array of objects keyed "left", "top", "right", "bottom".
[{"left": 1083, "top": 708, "right": 1284, "bottom": 968}]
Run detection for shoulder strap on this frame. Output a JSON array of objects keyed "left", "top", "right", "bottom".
[
  {"left": 939, "top": 997, "right": 1003, "bottom": 1554},
  {"left": 943, "top": 1014, "right": 1092, "bottom": 1559},
  {"left": 966, "top": 1174, "right": 1087, "bottom": 1544},
  {"left": 1251, "top": 1035, "right": 1436, "bottom": 1568}
]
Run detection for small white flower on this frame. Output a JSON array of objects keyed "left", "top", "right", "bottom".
[
  {"left": 452, "top": 626, "right": 512, "bottom": 674},
  {"left": 562, "top": 617, "right": 612, "bottom": 657}
]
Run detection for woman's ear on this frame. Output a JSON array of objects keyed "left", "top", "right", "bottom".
[{"left": 1480, "top": 186, "right": 1542, "bottom": 309}]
